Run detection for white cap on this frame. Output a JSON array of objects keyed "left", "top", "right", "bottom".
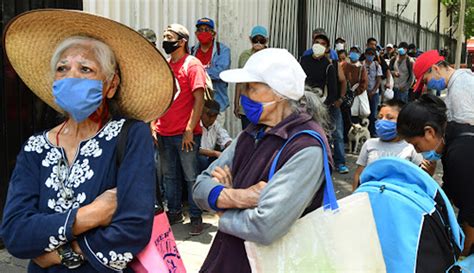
[
  {"left": 219, "top": 48, "right": 306, "bottom": 101},
  {"left": 386, "top": 43, "right": 393, "bottom": 48}
]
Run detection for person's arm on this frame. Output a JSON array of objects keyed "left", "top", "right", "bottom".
[
  {"left": 0, "top": 139, "right": 82, "bottom": 259},
  {"left": 206, "top": 45, "right": 231, "bottom": 81},
  {"left": 324, "top": 64, "right": 338, "bottom": 105},
  {"left": 217, "top": 147, "right": 324, "bottom": 245},
  {"left": 357, "top": 66, "right": 369, "bottom": 94},
  {"left": 369, "top": 64, "right": 382, "bottom": 97},
  {"left": 338, "top": 62, "right": 347, "bottom": 99},
  {"left": 353, "top": 165, "right": 365, "bottom": 191},
  {"left": 215, "top": 123, "right": 232, "bottom": 150},
  {"left": 182, "top": 88, "right": 204, "bottom": 152},
  {"left": 353, "top": 142, "right": 369, "bottom": 191},
  {"left": 182, "top": 62, "right": 207, "bottom": 152},
  {"left": 199, "top": 148, "right": 221, "bottom": 158},
  {"left": 383, "top": 59, "right": 392, "bottom": 88},
  {"left": 76, "top": 122, "right": 156, "bottom": 272}
]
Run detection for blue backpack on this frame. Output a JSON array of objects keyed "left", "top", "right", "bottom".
[{"left": 356, "top": 157, "right": 464, "bottom": 273}]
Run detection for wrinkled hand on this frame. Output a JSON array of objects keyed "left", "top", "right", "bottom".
[
  {"left": 33, "top": 251, "right": 61, "bottom": 269},
  {"left": 240, "top": 181, "right": 267, "bottom": 208},
  {"left": 91, "top": 188, "right": 117, "bottom": 227},
  {"left": 212, "top": 165, "right": 233, "bottom": 188},
  {"left": 182, "top": 129, "right": 195, "bottom": 152}
]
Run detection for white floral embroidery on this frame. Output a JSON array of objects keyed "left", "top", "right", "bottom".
[
  {"left": 45, "top": 226, "right": 67, "bottom": 252},
  {"left": 45, "top": 159, "right": 92, "bottom": 212},
  {"left": 96, "top": 251, "right": 133, "bottom": 270},
  {"left": 80, "top": 139, "right": 102, "bottom": 157},
  {"left": 24, "top": 135, "right": 50, "bottom": 154},
  {"left": 42, "top": 148, "right": 62, "bottom": 167},
  {"left": 68, "top": 159, "right": 94, "bottom": 188},
  {"left": 98, "top": 119, "right": 125, "bottom": 141}
]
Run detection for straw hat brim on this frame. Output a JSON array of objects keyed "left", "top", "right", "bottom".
[{"left": 3, "top": 9, "right": 174, "bottom": 122}]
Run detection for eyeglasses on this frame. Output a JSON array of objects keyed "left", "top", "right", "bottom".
[{"left": 251, "top": 37, "right": 267, "bottom": 45}]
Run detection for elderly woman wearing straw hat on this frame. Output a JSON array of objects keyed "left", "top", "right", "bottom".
[
  {"left": 193, "top": 48, "right": 333, "bottom": 273},
  {"left": 1, "top": 10, "right": 174, "bottom": 273}
]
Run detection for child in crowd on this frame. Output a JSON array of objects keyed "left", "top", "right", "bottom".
[
  {"left": 353, "top": 99, "right": 423, "bottom": 190},
  {"left": 199, "top": 100, "right": 232, "bottom": 171}
]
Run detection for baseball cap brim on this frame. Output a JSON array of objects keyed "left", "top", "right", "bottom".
[{"left": 219, "top": 68, "right": 262, "bottom": 84}]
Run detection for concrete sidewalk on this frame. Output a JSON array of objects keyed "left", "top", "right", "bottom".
[{"left": 0, "top": 153, "right": 442, "bottom": 272}]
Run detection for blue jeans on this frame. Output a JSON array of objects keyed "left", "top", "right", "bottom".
[
  {"left": 394, "top": 88, "right": 409, "bottom": 103},
  {"left": 368, "top": 92, "right": 380, "bottom": 137},
  {"left": 329, "top": 106, "right": 346, "bottom": 166},
  {"left": 159, "top": 135, "right": 202, "bottom": 218}
]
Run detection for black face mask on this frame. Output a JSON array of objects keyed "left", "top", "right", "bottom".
[{"left": 162, "top": 40, "right": 180, "bottom": 54}]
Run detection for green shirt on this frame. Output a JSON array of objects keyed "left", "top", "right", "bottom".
[{"left": 238, "top": 49, "right": 254, "bottom": 68}]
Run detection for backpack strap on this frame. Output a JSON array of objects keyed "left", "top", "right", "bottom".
[
  {"left": 116, "top": 119, "right": 164, "bottom": 211},
  {"left": 216, "top": 41, "right": 221, "bottom": 55},
  {"left": 116, "top": 119, "right": 137, "bottom": 166},
  {"left": 268, "top": 130, "right": 338, "bottom": 211}
]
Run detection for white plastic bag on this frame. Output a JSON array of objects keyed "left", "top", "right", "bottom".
[
  {"left": 351, "top": 91, "right": 371, "bottom": 118},
  {"left": 245, "top": 192, "right": 386, "bottom": 273},
  {"left": 245, "top": 130, "right": 385, "bottom": 273},
  {"left": 384, "top": 88, "right": 394, "bottom": 100}
]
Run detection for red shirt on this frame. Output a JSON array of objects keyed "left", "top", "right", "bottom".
[
  {"left": 196, "top": 44, "right": 213, "bottom": 66},
  {"left": 156, "top": 54, "right": 206, "bottom": 136}
]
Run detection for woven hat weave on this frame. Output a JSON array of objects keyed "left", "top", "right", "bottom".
[{"left": 3, "top": 9, "right": 174, "bottom": 122}]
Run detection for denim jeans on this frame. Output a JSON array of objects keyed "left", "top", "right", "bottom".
[
  {"left": 368, "top": 92, "right": 380, "bottom": 137},
  {"left": 159, "top": 134, "right": 202, "bottom": 218},
  {"left": 394, "top": 88, "right": 409, "bottom": 103},
  {"left": 329, "top": 106, "right": 346, "bottom": 166}
]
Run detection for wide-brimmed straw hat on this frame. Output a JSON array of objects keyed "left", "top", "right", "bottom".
[{"left": 3, "top": 9, "right": 174, "bottom": 122}]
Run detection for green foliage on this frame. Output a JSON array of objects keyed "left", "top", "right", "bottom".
[{"left": 441, "top": 0, "right": 474, "bottom": 38}]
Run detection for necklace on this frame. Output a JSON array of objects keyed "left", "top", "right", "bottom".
[{"left": 54, "top": 119, "right": 75, "bottom": 201}]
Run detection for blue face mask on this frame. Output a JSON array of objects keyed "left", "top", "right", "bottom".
[
  {"left": 53, "top": 78, "right": 104, "bottom": 122},
  {"left": 240, "top": 95, "right": 277, "bottom": 125},
  {"left": 426, "top": 77, "right": 446, "bottom": 91},
  {"left": 366, "top": 55, "right": 375, "bottom": 62},
  {"left": 375, "top": 120, "right": 398, "bottom": 141},
  {"left": 398, "top": 48, "right": 407, "bottom": 55},
  {"left": 421, "top": 150, "right": 442, "bottom": 161},
  {"left": 349, "top": 52, "right": 360, "bottom": 62}
]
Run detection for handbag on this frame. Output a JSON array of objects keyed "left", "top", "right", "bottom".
[
  {"left": 116, "top": 120, "right": 186, "bottom": 273},
  {"left": 245, "top": 130, "right": 386, "bottom": 273},
  {"left": 130, "top": 212, "right": 187, "bottom": 273},
  {"left": 341, "top": 66, "right": 363, "bottom": 109}
]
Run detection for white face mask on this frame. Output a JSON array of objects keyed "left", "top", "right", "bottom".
[
  {"left": 312, "top": 43, "right": 326, "bottom": 58},
  {"left": 335, "top": 43, "right": 344, "bottom": 51}
]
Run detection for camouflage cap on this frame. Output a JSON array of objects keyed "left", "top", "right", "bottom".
[{"left": 138, "top": 28, "right": 157, "bottom": 43}]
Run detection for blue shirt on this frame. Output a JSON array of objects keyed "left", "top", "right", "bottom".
[
  {"left": 1, "top": 118, "right": 156, "bottom": 272},
  {"left": 192, "top": 40, "right": 231, "bottom": 112}
]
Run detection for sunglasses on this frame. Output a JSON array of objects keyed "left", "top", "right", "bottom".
[{"left": 251, "top": 37, "right": 267, "bottom": 44}]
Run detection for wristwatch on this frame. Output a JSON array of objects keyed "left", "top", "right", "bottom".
[{"left": 57, "top": 244, "right": 85, "bottom": 269}]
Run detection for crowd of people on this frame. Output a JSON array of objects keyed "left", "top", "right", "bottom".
[{"left": 2, "top": 9, "right": 474, "bottom": 273}]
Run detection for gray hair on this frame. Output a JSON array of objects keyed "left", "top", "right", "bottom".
[
  {"left": 50, "top": 36, "right": 117, "bottom": 81},
  {"left": 288, "top": 91, "right": 332, "bottom": 135}
]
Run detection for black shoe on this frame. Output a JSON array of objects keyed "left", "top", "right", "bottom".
[
  {"left": 189, "top": 217, "right": 203, "bottom": 236},
  {"left": 167, "top": 212, "right": 184, "bottom": 225}
]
